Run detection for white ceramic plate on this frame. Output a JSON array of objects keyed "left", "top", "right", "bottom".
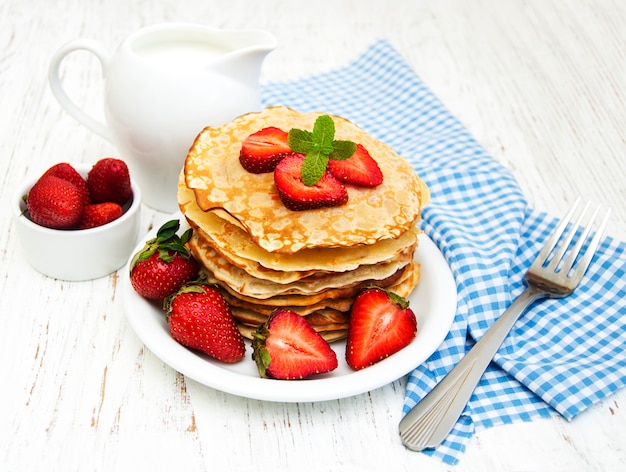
[{"left": 122, "top": 217, "right": 457, "bottom": 402}]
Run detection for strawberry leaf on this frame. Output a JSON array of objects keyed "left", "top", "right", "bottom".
[
  {"left": 180, "top": 228, "right": 193, "bottom": 245},
  {"left": 156, "top": 219, "right": 180, "bottom": 240},
  {"left": 130, "top": 219, "right": 193, "bottom": 270},
  {"left": 386, "top": 289, "right": 410, "bottom": 309}
]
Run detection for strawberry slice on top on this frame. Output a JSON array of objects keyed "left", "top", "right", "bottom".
[
  {"left": 239, "top": 126, "right": 293, "bottom": 173},
  {"left": 252, "top": 308, "right": 338, "bottom": 379},
  {"left": 346, "top": 287, "right": 418, "bottom": 370},
  {"left": 328, "top": 144, "right": 383, "bottom": 187},
  {"left": 273, "top": 153, "right": 348, "bottom": 211}
]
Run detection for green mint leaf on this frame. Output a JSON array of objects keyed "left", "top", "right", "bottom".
[
  {"left": 288, "top": 128, "right": 315, "bottom": 154},
  {"left": 311, "top": 115, "right": 336, "bottom": 154},
  {"left": 287, "top": 114, "right": 357, "bottom": 186},
  {"left": 329, "top": 140, "right": 356, "bottom": 161},
  {"left": 302, "top": 150, "right": 329, "bottom": 186}
]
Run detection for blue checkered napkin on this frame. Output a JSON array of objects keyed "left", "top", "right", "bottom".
[{"left": 261, "top": 39, "right": 626, "bottom": 465}]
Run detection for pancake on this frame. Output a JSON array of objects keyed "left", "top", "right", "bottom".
[
  {"left": 184, "top": 106, "right": 429, "bottom": 254},
  {"left": 179, "top": 179, "right": 420, "bottom": 278},
  {"left": 236, "top": 324, "right": 348, "bottom": 343},
  {"left": 199, "top": 260, "right": 419, "bottom": 309},
  {"left": 179, "top": 106, "right": 429, "bottom": 343},
  {"left": 187, "top": 230, "right": 415, "bottom": 298}
]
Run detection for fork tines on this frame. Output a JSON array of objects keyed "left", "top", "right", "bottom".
[{"left": 533, "top": 197, "right": 612, "bottom": 280}]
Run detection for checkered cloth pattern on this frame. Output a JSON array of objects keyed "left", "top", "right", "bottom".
[{"left": 261, "top": 39, "right": 626, "bottom": 465}]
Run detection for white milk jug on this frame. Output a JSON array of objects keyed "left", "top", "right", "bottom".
[{"left": 49, "top": 23, "right": 277, "bottom": 212}]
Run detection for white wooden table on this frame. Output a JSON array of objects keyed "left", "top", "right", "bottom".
[{"left": 1, "top": 1, "right": 624, "bottom": 470}]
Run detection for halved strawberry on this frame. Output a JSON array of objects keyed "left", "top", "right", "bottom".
[
  {"left": 252, "top": 309, "right": 338, "bottom": 379},
  {"left": 239, "top": 127, "right": 293, "bottom": 173},
  {"left": 273, "top": 154, "right": 348, "bottom": 211},
  {"left": 346, "top": 287, "right": 417, "bottom": 370},
  {"left": 328, "top": 144, "right": 383, "bottom": 187}
]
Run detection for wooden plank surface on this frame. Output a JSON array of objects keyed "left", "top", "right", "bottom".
[{"left": 1, "top": 1, "right": 624, "bottom": 471}]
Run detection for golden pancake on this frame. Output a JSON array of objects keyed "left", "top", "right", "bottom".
[
  {"left": 199, "top": 260, "right": 418, "bottom": 309},
  {"left": 187, "top": 230, "right": 415, "bottom": 298},
  {"left": 232, "top": 306, "right": 350, "bottom": 330},
  {"left": 237, "top": 324, "right": 348, "bottom": 343},
  {"left": 179, "top": 174, "right": 420, "bottom": 278},
  {"left": 184, "top": 106, "right": 429, "bottom": 254},
  {"left": 224, "top": 294, "right": 355, "bottom": 317}
]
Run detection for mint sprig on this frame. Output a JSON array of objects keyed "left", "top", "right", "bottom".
[{"left": 288, "top": 115, "right": 356, "bottom": 186}]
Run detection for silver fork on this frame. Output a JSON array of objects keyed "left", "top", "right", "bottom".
[{"left": 399, "top": 198, "right": 611, "bottom": 451}]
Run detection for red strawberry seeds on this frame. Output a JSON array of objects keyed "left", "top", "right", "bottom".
[
  {"left": 26, "top": 175, "right": 85, "bottom": 229},
  {"left": 42, "top": 162, "right": 91, "bottom": 206},
  {"left": 79, "top": 202, "right": 123, "bottom": 229},
  {"left": 165, "top": 282, "right": 245, "bottom": 363},
  {"left": 87, "top": 157, "right": 132, "bottom": 205}
]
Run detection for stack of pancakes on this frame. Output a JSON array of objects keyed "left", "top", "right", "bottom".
[{"left": 178, "top": 106, "right": 429, "bottom": 342}]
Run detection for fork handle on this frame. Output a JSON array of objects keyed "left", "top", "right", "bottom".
[{"left": 399, "top": 286, "right": 545, "bottom": 451}]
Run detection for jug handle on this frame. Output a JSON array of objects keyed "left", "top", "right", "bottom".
[{"left": 48, "top": 39, "right": 112, "bottom": 141}]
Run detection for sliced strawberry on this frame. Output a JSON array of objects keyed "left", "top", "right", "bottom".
[
  {"left": 346, "top": 287, "right": 417, "bottom": 370},
  {"left": 79, "top": 202, "right": 123, "bottom": 229},
  {"left": 26, "top": 175, "right": 85, "bottom": 229},
  {"left": 328, "top": 144, "right": 383, "bottom": 188},
  {"left": 252, "top": 309, "right": 338, "bottom": 379},
  {"left": 166, "top": 282, "right": 245, "bottom": 363},
  {"left": 274, "top": 154, "right": 348, "bottom": 211},
  {"left": 42, "top": 162, "right": 91, "bottom": 206},
  {"left": 240, "top": 127, "right": 293, "bottom": 173}
]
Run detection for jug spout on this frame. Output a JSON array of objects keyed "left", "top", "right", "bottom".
[{"left": 211, "top": 29, "right": 277, "bottom": 82}]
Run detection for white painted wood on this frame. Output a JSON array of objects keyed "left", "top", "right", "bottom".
[{"left": 1, "top": 1, "right": 624, "bottom": 471}]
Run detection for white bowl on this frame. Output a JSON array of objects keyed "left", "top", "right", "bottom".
[{"left": 12, "top": 163, "right": 142, "bottom": 281}]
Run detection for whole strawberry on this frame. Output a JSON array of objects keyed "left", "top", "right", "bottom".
[
  {"left": 87, "top": 157, "right": 132, "bottom": 204},
  {"left": 26, "top": 174, "right": 85, "bottom": 229},
  {"left": 42, "top": 162, "right": 91, "bottom": 206},
  {"left": 346, "top": 287, "right": 417, "bottom": 370},
  {"left": 79, "top": 202, "right": 123, "bottom": 229},
  {"left": 252, "top": 308, "right": 338, "bottom": 379},
  {"left": 165, "top": 282, "right": 245, "bottom": 363},
  {"left": 129, "top": 220, "right": 199, "bottom": 302}
]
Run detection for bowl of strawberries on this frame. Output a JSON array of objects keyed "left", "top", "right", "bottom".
[{"left": 12, "top": 158, "right": 141, "bottom": 281}]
